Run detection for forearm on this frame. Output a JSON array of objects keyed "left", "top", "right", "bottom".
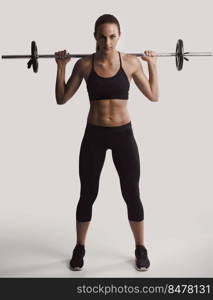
[
  {"left": 55, "top": 65, "right": 66, "bottom": 104},
  {"left": 148, "top": 62, "right": 159, "bottom": 101}
]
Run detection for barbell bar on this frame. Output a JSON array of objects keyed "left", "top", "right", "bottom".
[{"left": 1, "top": 39, "right": 213, "bottom": 73}]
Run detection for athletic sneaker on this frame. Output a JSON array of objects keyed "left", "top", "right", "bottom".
[
  {"left": 135, "top": 245, "right": 150, "bottom": 271},
  {"left": 69, "top": 244, "right": 85, "bottom": 271}
]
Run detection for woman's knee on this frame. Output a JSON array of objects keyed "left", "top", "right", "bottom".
[
  {"left": 79, "top": 192, "right": 98, "bottom": 206},
  {"left": 121, "top": 190, "right": 144, "bottom": 221},
  {"left": 127, "top": 199, "right": 144, "bottom": 221},
  {"left": 76, "top": 191, "right": 99, "bottom": 222}
]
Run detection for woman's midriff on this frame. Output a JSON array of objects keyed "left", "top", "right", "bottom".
[{"left": 87, "top": 99, "right": 131, "bottom": 127}]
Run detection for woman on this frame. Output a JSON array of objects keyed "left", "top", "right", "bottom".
[{"left": 55, "top": 14, "right": 159, "bottom": 272}]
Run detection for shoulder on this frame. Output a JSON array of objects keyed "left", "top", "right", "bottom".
[
  {"left": 78, "top": 54, "right": 92, "bottom": 65},
  {"left": 74, "top": 54, "right": 93, "bottom": 75},
  {"left": 119, "top": 52, "right": 141, "bottom": 73}
]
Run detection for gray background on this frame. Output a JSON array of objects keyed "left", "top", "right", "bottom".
[{"left": 0, "top": 0, "right": 212, "bottom": 277}]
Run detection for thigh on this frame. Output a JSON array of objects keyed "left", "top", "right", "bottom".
[
  {"left": 111, "top": 129, "right": 141, "bottom": 189},
  {"left": 79, "top": 133, "right": 107, "bottom": 194}
]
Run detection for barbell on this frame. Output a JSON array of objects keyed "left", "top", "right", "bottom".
[{"left": 1, "top": 39, "right": 213, "bottom": 73}]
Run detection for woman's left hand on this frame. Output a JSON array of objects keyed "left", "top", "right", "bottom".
[{"left": 141, "top": 50, "right": 157, "bottom": 64}]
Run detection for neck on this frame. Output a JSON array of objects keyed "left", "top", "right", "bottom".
[{"left": 96, "top": 49, "right": 118, "bottom": 62}]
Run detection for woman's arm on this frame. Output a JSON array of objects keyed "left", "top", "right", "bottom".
[
  {"left": 55, "top": 59, "right": 84, "bottom": 105},
  {"left": 55, "top": 65, "right": 66, "bottom": 104},
  {"left": 147, "top": 61, "right": 159, "bottom": 101},
  {"left": 132, "top": 54, "right": 159, "bottom": 102}
]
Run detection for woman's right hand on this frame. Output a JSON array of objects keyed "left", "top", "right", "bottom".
[{"left": 55, "top": 50, "right": 71, "bottom": 67}]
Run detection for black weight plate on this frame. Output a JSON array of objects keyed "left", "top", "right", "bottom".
[
  {"left": 31, "top": 41, "right": 38, "bottom": 73},
  {"left": 176, "top": 39, "right": 184, "bottom": 71}
]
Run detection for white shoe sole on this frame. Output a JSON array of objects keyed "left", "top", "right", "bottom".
[
  {"left": 135, "top": 260, "right": 150, "bottom": 271},
  {"left": 70, "top": 266, "right": 83, "bottom": 271},
  {"left": 135, "top": 266, "right": 150, "bottom": 271}
]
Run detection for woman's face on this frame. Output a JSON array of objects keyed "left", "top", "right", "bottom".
[{"left": 94, "top": 23, "right": 121, "bottom": 52}]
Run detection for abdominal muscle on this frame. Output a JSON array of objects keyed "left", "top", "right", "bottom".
[{"left": 87, "top": 99, "right": 131, "bottom": 127}]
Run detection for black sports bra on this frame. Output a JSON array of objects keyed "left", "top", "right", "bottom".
[{"left": 86, "top": 51, "right": 130, "bottom": 101}]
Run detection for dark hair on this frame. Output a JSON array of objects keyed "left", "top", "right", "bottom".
[{"left": 94, "top": 14, "right": 121, "bottom": 51}]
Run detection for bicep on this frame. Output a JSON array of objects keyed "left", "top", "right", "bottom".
[
  {"left": 132, "top": 57, "right": 153, "bottom": 101},
  {"left": 63, "top": 59, "right": 83, "bottom": 103}
]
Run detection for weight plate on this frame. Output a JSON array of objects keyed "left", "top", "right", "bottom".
[
  {"left": 31, "top": 41, "right": 38, "bottom": 73},
  {"left": 176, "top": 39, "right": 184, "bottom": 71}
]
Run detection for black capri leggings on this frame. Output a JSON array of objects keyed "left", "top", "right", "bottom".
[{"left": 76, "top": 121, "right": 144, "bottom": 222}]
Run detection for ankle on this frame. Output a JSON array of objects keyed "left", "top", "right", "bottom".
[
  {"left": 135, "top": 244, "right": 147, "bottom": 250},
  {"left": 76, "top": 242, "right": 85, "bottom": 247}
]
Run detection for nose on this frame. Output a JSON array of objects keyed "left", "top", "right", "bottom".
[{"left": 104, "top": 39, "right": 111, "bottom": 48}]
